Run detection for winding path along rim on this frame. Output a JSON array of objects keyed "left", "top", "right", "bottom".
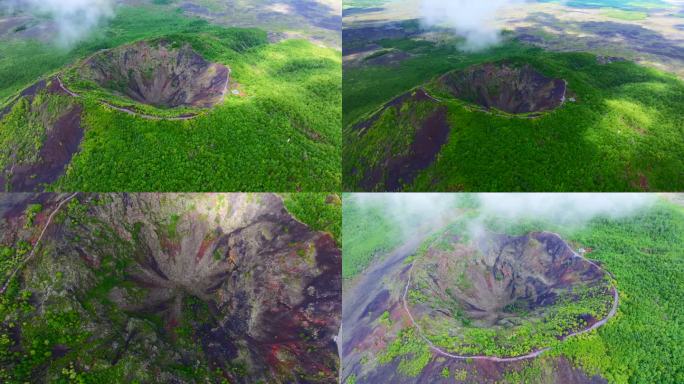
[
  {"left": 401, "top": 232, "right": 619, "bottom": 362},
  {"left": 56, "top": 76, "right": 200, "bottom": 121}
]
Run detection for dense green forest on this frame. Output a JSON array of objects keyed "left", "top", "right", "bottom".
[
  {"left": 0, "top": 5, "right": 341, "bottom": 191},
  {"left": 282, "top": 192, "right": 342, "bottom": 242},
  {"left": 343, "top": 36, "right": 684, "bottom": 191}
]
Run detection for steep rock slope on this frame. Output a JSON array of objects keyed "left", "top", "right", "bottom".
[
  {"left": 437, "top": 63, "right": 567, "bottom": 114},
  {"left": 0, "top": 193, "right": 340, "bottom": 383},
  {"left": 81, "top": 40, "right": 230, "bottom": 108}
]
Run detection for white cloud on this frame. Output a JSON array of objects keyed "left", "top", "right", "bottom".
[
  {"left": 5, "top": 0, "right": 115, "bottom": 48},
  {"left": 420, "top": 0, "right": 526, "bottom": 50}
]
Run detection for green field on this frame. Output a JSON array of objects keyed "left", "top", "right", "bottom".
[
  {"left": 1, "top": 5, "right": 341, "bottom": 192},
  {"left": 343, "top": 37, "right": 684, "bottom": 192}
]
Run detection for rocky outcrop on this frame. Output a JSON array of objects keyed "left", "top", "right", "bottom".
[
  {"left": 410, "top": 231, "right": 613, "bottom": 332},
  {"left": 80, "top": 40, "right": 230, "bottom": 108},
  {"left": 438, "top": 63, "right": 567, "bottom": 114},
  {"left": 0, "top": 193, "right": 340, "bottom": 383}
]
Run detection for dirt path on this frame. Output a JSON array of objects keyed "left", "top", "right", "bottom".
[
  {"left": 55, "top": 77, "right": 199, "bottom": 121},
  {"left": 401, "top": 235, "right": 620, "bottom": 363},
  {"left": 0, "top": 193, "right": 79, "bottom": 295}
]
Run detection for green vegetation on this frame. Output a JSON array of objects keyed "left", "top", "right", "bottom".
[
  {"left": 24, "top": 204, "right": 42, "bottom": 228},
  {"left": 341, "top": 195, "right": 403, "bottom": 279},
  {"left": 1, "top": 5, "right": 341, "bottom": 191},
  {"left": 378, "top": 327, "right": 431, "bottom": 377},
  {"left": 0, "top": 91, "right": 75, "bottom": 189},
  {"left": 418, "top": 282, "right": 612, "bottom": 357},
  {"left": 167, "top": 213, "right": 181, "bottom": 238},
  {"left": 548, "top": 201, "right": 684, "bottom": 383},
  {"left": 344, "top": 37, "right": 684, "bottom": 191},
  {"left": 407, "top": 225, "right": 615, "bottom": 357},
  {"left": 282, "top": 193, "right": 342, "bottom": 243},
  {"left": 378, "top": 310, "right": 392, "bottom": 327},
  {"left": 343, "top": 39, "right": 525, "bottom": 127}
]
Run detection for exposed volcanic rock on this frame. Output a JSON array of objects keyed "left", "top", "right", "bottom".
[
  {"left": 351, "top": 88, "right": 450, "bottom": 192},
  {"left": 438, "top": 63, "right": 567, "bottom": 114},
  {"left": 80, "top": 40, "right": 230, "bottom": 108},
  {"left": 0, "top": 193, "right": 340, "bottom": 383},
  {"left": 409, "top": 231, "right": 614, "bottom": 353}
]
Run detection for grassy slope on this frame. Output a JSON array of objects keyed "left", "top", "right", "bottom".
[
  {"left": 550, "top": 202, "right": 684, "bottom": 383},
  {"left": 341, "top": 195, "right": 403, "bottom": 279},
  {"left": 343, "top": 39, "right": 684, "bottom": 192},
  {"left": 1, "top": 6, "right": 341, "bottom": 192}
]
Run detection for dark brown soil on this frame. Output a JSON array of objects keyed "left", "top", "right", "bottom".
[
  {"left": 358, "top": 89, "right": 450, "bottom": 191},
  {"left": 3, "top": 105, "right": 83, "bottom": 192},
  {"left": 360, "top": 289, "right": 391, "bottom": 321},
  {"left": 385, "top": 106, "right": 449, "bottom": 191}
]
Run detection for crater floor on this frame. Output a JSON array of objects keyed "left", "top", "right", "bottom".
[
  {"left": 80, "top": 40, "right": 230, "bottom": 108},
  {"left": 407, "top": 230, "right": 615, "bottom": 357},
  {"left": 437, "top": 63, "right": 567, "bottom": 114}
]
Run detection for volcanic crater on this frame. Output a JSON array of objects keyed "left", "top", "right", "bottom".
[
  {"left": 438, "top": 63, "right": 567, "bottom": 115},
  {"left": 6, "top": 193, "right": 340, "bottom": 383},
  {"left": 80, "top": 40, "right": 230, "bottom": 109},
  {"left": 408, "top": 231, "right": 615, "bottom": 355}
]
